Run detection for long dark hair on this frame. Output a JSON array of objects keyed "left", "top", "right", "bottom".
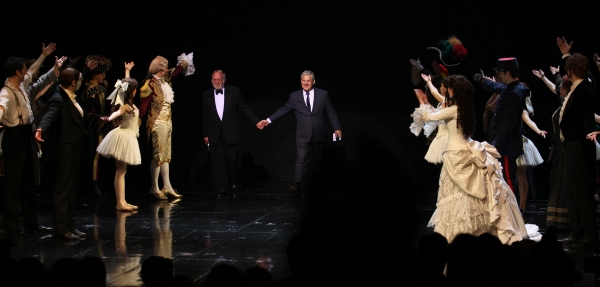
[
  {"left": 111, "top": 78, "right": 138, "bottom": 126},
  {"left": 446, "top": 74, "right": 476, "bottom": 137}
]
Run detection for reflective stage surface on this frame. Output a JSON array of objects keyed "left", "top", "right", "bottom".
[{"left": 1, "top": 177, "right": 599, "bottom": 286}]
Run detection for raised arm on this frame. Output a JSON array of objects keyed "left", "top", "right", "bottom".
[
  {"left": 28, "top": 43, "right": 57, "bottom": 76},
  {"left": 124, "top": 62, "right": 134, "bottom": 78},
  {"left": 421, "top": 73, "right": 444, "bottom": 104},
  {"left": 532, "top": 69, "right": 556, "bottom": 93}
]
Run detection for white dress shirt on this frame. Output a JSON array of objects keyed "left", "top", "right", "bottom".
[
  {"left": 0, "top": 72, "right": 34, "bottom": 126},
  {"left": 61, "top": 86, "right": 83, "bottom": 117},
  {"left": 215, "top": 88, "right": 225, "bottom": 120}
]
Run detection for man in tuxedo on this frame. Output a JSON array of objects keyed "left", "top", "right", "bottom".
[
  {"left": 475, "top": 58, "right": 527, "bottom": 195},
  {"left": 202, "top": 70, "right": 262, "bottom": 198},
  {"left": 260, "top": 70, "right": 342, "bottom": 195},
  {"left": 35, "top": 67, "right": 87, "bottom": 240},
  {"left": 557, "top": 53, "right": 599, "bottom": 248}
]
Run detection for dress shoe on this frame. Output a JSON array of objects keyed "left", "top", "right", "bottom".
[
  {"left": 56, "top": 232, "right": 80, "bottom": 240},
  {"left": 25, "top": 225, "right": 53, "bottom": 233},
  {"left": 149, "top": 188, "right": 167, "bottom": 200},
  {"left": 71, "top": 229, "right": 86, "bottom": 237},
  {"left": 162, "top": 188, "right": 182, "bottom": 198}
]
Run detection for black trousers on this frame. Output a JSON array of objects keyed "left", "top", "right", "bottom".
[
  {"left": 562, "top": 140, "right": 598, "bottom": 240},
  {"left": 2, "top": 125, "right": 39, "bottom": 232},
  {"left": 294, "top": 139, "right": 324, "bottom": 194},
  {"left": 52, "top": 143, "right": 82, "bottom": 235},
  {"left": 211, "top": 129, "right": 239, "bottom": 192}
]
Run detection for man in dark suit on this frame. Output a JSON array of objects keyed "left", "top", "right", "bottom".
[
  {"left": 557, "top": 53, "right": 599, "bottom": 248},
  {"left": 35, "top": 67, "right": 87, "bottom": 240},
  {"left": 260, "top": 70, "right": 342, "bottom": 195},
  {"left": 202, "top": 70, "right": 262, "bottom": 198},
  {"left": 475, "top": 58, "right": 527, "bottom": 196}
]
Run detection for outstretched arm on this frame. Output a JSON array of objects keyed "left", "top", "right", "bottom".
[
  {"left": 522, "top": 110, "right": 547, "bottom": 138},
  {"left": 101, "top": 105, "right": 129, "bottom": 122},
  {"left": 28, "top": 43, "right": 57, "bottom": 77},
  {"left": 532, "top": 69, "right": 556, "bottom": 94}
]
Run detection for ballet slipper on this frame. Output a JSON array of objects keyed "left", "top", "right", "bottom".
[{"left": 116, "top": 204, "right": 134, "bottom": 212}]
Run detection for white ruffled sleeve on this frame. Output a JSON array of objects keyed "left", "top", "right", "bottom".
[
  {"left": 177, "top": 52, "right": 195, "bottom": 76},
  {"left": 409, "top": 104, "right": 436, "bottom": 136}
]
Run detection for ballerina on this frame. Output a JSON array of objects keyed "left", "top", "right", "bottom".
[{"left": 96, "top": 62, "right": 141, "bottom": 211}]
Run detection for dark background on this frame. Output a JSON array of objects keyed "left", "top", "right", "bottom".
[{"left": 3, "top": 1, "right": 600, "bottom": 207}]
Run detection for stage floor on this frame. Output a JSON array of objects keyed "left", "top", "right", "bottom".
[{"left": 0, "top": 178, "right": 598, "bottom": 286}]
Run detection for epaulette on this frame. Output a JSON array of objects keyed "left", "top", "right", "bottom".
[{"left": 140, "top": 80, "right": 151, "bottom": 98}]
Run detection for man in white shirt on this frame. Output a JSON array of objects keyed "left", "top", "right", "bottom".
[{"left": 0, "top": 43, "right": 60, "bottom": 238}]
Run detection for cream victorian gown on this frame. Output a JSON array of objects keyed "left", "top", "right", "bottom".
[{"left": 411, "top": 104, "right": 529, "bottom": 244}]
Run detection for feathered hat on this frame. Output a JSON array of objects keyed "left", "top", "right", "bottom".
[
  {"left": 427, "top": 35, "right": 468, "bottom": 74},
  {"left": 86, "top": 55, "right": 112, "bottom": 72}
]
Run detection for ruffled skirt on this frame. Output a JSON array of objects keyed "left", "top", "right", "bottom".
[
  {"left": 96, "top": 127, "right": 141, "bottom": 165},
  {"left": 516, "top": 136, "right": 543, "bottom": 167}
]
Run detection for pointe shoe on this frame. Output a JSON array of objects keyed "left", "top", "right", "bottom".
[
  {"left": 149, "top": 188, "right": 167, "bottom": 200},
  {"left": 116, "top": 204, "right": 135, "bottom": 212},
  {"left": 162, "top": 188, "right": 182, "bottom": 198}
]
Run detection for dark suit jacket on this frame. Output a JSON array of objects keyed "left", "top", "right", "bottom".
[
  {"left": 37, "top": 86, "right": 86, "bottom": 164},
  {"left": 269, "top": 88, "right": 341, "bottom": 144},
  {"left": 482, "top": 79, "right": 527, "bottom": 157},
  {"left": 560, "top": 79, "right": 596, "bottom": 151},
  {"left": 202, "top": 85, "right": 259, "bottom": 145}
]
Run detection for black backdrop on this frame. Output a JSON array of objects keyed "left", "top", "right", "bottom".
[{"left": 3, "top": 0, "right": 600, "bottom": 211}]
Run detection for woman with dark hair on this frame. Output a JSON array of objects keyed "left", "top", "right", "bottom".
[
  {"left": 410, "top": 74, "right": 450, "bottom": 164},
  {"left": 411, "top": 74, "right": 528, "bottom": 244},
  {"left": 96, "top": 62, "right": 141, "bottom": 211}
]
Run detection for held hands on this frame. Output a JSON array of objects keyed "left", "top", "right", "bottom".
[
  {"left": 100, "top": 116, "right": 109, "bottom": 122},
  {"left": 550, "top": 65, "right": 560, "bottom": 75},
  {"left": 532, "top": 69, "right": 544, "bottom": 79},
  {"left": 256, "top": 120, "right": 269, "bottom": 130},
  {"left": 35, "top": 129, "right": 44, "bottom": 142},
  {"left": 556, "top": 37, "right": 572, "bottom": 55},
  {"left": 41, "top": 43, "right": 57, "bottom": 57}
]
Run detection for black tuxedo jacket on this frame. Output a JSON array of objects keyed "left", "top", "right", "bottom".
[
  {"left": 37, "top": 86, "right": 85, "bottom": 162},
  {"left": 269, "top": 88, "right": 341, "bottom": 144},
  {"left": 202, "top": 85, "right": 259, "bottom": 145}
]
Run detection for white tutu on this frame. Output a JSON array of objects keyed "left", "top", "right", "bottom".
[
  {"left": 96, "top": 107, "right": 141, "bottom": 165},
  {"left": 424, "top": 123, "right": 448, "bottom": 164},
  {"left": 516, "top": 136, "right": 544, "bottom": 167}
]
